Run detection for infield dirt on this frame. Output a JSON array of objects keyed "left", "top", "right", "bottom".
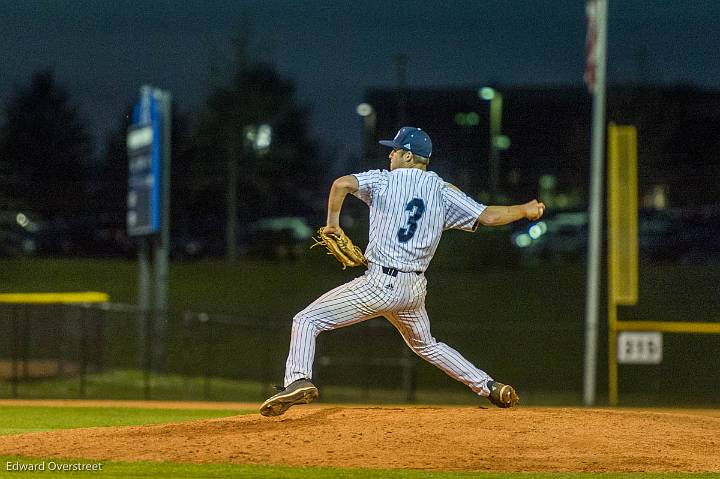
[{"left": 0, "top": 403, "right": 718, "bottom": 472}]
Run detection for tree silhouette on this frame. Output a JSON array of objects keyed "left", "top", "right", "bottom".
[
  {"left": 96, "top": 111, "right": 131, "bottom": 223},
  {"left": 99, "top": 102, "right": 193, "bottom": 231},
  {"left": 0, "top": 69, "right": 92, "bottom": 218},
  {"left": 192, "top": 38, "right": 324, "bottom": 228}
]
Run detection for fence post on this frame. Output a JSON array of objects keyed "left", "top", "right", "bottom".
[
  {"left": 203, "top": 313, "right": 212, "bottom": 401},
  {"left": 11, "top": 306, "right": 19, "bottom": 398},
  {"left": 21, "top": 305, "right": 30, "bottom": 380},
  {"left": 260, "top": 325, "right": 272, "bottom": 400},
  {"left": 182, "top": 311, "right": 192, "bottom": 398},
  {"left": 79, "top": 308, "right": 87, "bottom": 399},
  {"left": 361, "top": 326, "right": 370, "bottom": 402},
  {"left": 96, "top": 306, "right": 105, "bottom": 374},
  {"left": 58, "top": 305, "right": 66, "bottom": 377},
  {"left": 401, "top": 347, "right": 416, "bottom": 403},
  {"left": 144, "top": 311, "right": 152, "bottom": 400}
]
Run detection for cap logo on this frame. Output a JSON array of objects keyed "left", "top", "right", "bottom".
[{"left": 403, "top": 143, "right": 411, "bottom": 149}]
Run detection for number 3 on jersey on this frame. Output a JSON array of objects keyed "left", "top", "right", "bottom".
[{"left": 397, "top": 198, "right": 426, "bottom": 243}]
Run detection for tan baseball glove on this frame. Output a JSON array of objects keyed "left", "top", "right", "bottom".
[{"left": 311, "top": 227, "right": 368, "bottom": 270}]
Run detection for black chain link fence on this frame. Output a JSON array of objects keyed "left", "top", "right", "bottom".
[{"left": 1, "top": 302, "right": 718, "bottom": 405}]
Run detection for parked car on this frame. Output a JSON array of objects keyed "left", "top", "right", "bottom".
[
  {"left": 38, "top": 216, "right": 134, "bottom": 257},
  {"left": 0, "top": 210, "right": 47, "bottom": 256},
  {"left": 511, "top": 210, "right": 587, "bottom": 262},
  {"left": 170, "top": 216, "right": 227, "bottom": 260},
  {"left": 637, "top": 208, "right": 682, "bottom": 262},
  {"left": 511, "top": 208, "right": 686, "bottom": 263},
  {"left": 676, "top": 209, "right": 720, "bottom": 264},
  {"left": 247, "top": 216, "right": 314, "bottom": 259}
]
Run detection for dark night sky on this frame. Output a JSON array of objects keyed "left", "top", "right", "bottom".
[{"left": 2, "top": 0, "right": 718, "bottom": 164}]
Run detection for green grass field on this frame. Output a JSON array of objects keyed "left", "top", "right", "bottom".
[
  {"left": 0, "top": 404, "right": 245, "bottom": 435},
  {"left": 2, "top": 458, "right": 719, "bottom": 479},
  {"left": 0, "top": 404, "right": 718, "bottom": 478}
]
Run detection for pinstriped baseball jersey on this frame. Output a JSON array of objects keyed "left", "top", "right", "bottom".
[
  {"left": 352, "top": 168, "right": 486, "bottom": 272},
  {"left": 283, "top": 166, "right": 496, "bottom": 399}
]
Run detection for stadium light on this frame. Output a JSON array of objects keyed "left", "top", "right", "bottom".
[
  {"left": 356, "top": 103, "right": 374, "bottom": 117},
  {"left": 479, "top": 87, "right": 496, "bottom": 101},
  {"left": 244, "top": 124, "right": 272, "bottom": 154},
  {"left": 479, "top": 87, "right": 506, "bottom": 200},
  {"left": 357, "top": 103, "right": 377, "bottom": 160}
]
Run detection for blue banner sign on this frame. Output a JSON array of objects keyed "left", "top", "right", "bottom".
[{"left": 127, "top": 87, "right": 162, "bottom": 236}]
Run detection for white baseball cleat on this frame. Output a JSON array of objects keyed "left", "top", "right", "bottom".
[{"left": 260, "top": 378, "right": 319, "bottom": 417}]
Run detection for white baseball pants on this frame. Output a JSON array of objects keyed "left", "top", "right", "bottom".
[{"left": 284, "top": 263, "right": 493, "bottom": 396}]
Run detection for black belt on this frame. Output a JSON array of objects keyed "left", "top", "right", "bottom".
[{"left": 382, "top": 266, "right": 422, "bottom": 277}]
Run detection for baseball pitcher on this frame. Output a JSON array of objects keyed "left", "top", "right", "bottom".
[{"left": 261, "top": 126, "right": 545, "bottom": 416}]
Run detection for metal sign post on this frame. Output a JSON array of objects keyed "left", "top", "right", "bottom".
[
  {"left": 583, "top": 0, "right": 609, "bottom": 406},
  {"left": 127, "top": 85, "right": 172, "bottom": 377}
]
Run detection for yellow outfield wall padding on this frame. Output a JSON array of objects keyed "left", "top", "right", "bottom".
[
  {"left": 617, "top": 320, "right": 720, "bottom": 334},
  {"left": 0, "top": 292, "right": 110, "bottom": 304}
]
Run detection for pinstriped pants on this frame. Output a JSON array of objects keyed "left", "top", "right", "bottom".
[{"left": 284, "top": 263, "right": 493, "bottom": 397}]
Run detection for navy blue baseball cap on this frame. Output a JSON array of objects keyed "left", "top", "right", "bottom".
[{"left": 379, "top": 126, "right": 432, "bottom": 157}]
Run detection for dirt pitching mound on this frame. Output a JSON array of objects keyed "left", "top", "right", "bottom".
[{"left": 0, "top": 406, "right": 718, "bottom": 472}]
